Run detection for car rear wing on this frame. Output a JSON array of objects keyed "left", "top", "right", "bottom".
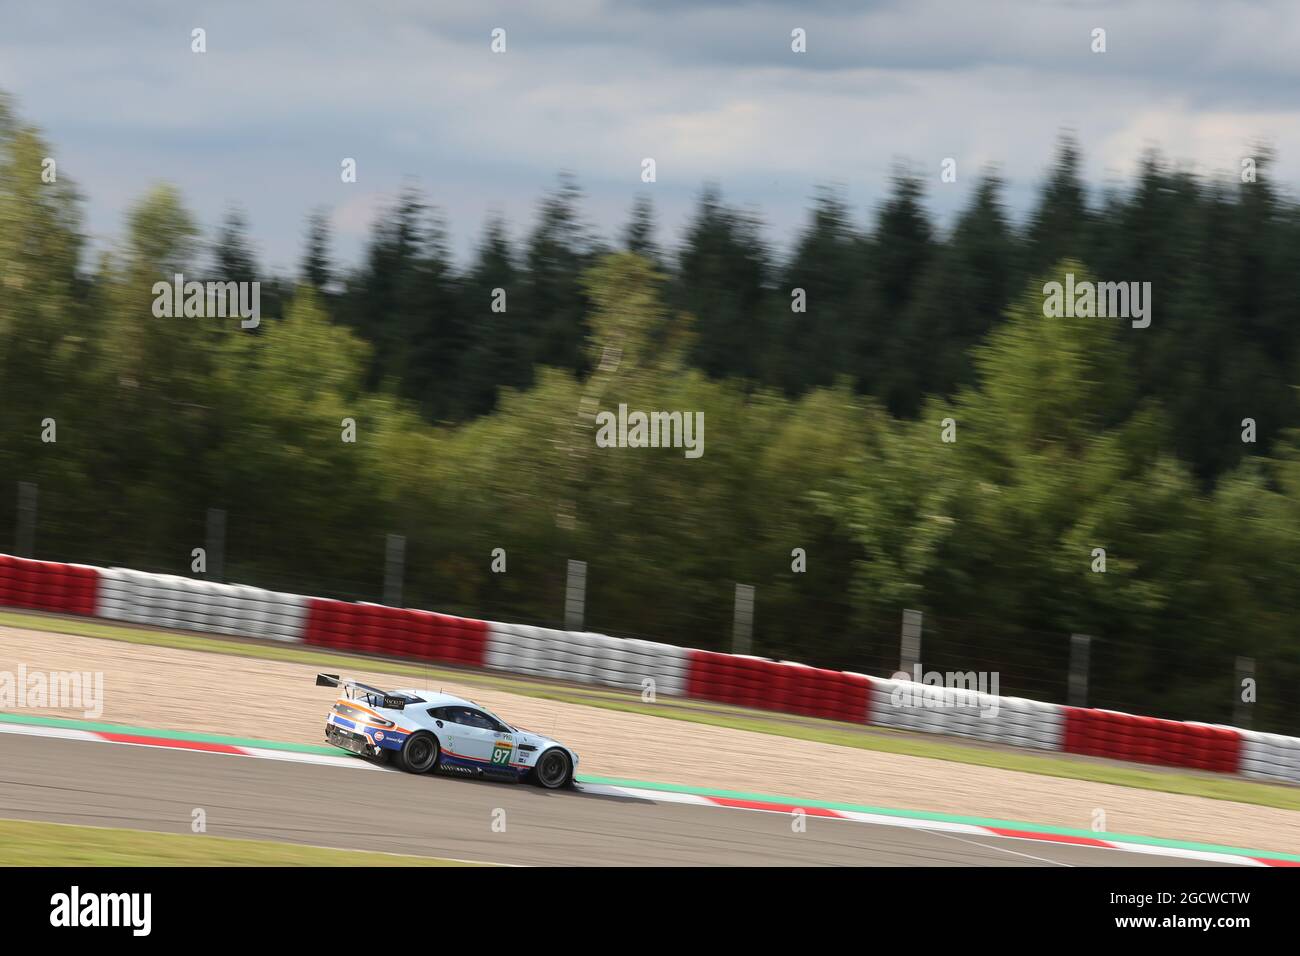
[{"left": 315, "top": 673, "right": 409, "bottom": 710}]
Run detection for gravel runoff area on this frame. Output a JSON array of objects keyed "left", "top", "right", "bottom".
[{"left": 2, "top": 622, "right": 1298, "bottom": 855}]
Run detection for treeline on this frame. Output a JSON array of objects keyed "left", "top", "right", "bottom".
[
  {"left": 320, "top": 143, "right": 1300, "bottom": 487},
  {"left": 2, "top": 93, "right": 1298, "bottom": 731}
]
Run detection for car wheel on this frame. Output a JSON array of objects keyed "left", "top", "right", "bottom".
[
  {"left": 399, "top": 732, "right": 439, "bottom": 773},
  {"left": 534, "top": 748, "right": 571, "bottom": 789}
]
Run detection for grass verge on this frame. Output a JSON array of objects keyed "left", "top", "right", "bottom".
[
  {"left": 0, "top": 818, "right": 475, "bottom": 866},
  {"left": 3, "top": 608, "right": 1298, "bottom": 812}
]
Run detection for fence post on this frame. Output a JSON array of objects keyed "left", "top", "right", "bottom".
[
  {"left": 1068, "top": 633, "right": 1092, "bottom": 707},
  {"left": 900, "top": 609, "right": 923, "bottom": 676},
  {"left": 1234, "top": 656, "right": 1255, "bottom": 729},
  {"left": 15, "top": 481, "right": 37, "bottom": 558},
  {"left": 383, "top": 533, "right": 405, "bottom": 607},
  {"left": 564, "top": 559, "right": 587, "bottom": 631},
  {"left": 732, "top": 584, "right": 755, "bottom": 655},
  {"left": 205, "top": 508, "right": 226, "bottom": 582}
]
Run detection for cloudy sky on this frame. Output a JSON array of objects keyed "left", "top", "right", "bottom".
[{"left": 2, "top": 0, "right": 1297, "bottom": 272}]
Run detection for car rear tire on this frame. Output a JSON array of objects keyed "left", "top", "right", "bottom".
[
  {"left": 534, "top": 748, "right": 571, "bottom": 789},
  {"left": 399, "top": 732, "right": 439, "bottom": 773}
]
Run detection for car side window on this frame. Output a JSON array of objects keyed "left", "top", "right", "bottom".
[
  {"left": 426, "top": 706, "right": 499, "bottom": 730},
  {"left": 434, "top": 706, "right": 472, "bottom": 726},
  {"left": 461, "top": 708, "right": 497, "bottom": 731}
]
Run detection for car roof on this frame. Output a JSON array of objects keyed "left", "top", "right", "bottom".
[{"left": 389, "top": 689, "right": 483, "bottom": 710}]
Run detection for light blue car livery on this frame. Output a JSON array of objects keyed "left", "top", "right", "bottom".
[{"left": 317, "top": 673, "right": 578, "bottom": 788}]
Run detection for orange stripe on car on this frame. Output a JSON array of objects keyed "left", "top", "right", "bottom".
[
  {"left": 329, "top": 708, "right": 409, "bottom": 737},
  {"left": 333, "top": 698, "right": 393, "bottom": 723}
]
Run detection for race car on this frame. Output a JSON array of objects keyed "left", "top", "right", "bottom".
[{"left": 316, "top": 674, "right": 578, "bottom": 788}]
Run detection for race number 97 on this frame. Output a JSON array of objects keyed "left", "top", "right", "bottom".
[{"left": 491, "top": 744, "right": 512, "bottom": 765}]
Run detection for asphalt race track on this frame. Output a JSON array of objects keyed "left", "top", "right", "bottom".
[{"left": 0, "top": 734, "right": 1230, "bottom": 866}]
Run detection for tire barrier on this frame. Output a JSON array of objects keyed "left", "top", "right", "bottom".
[
  {"left": 484, "top": 622, "right": 691, "bottom": 697},
  {"left": 0, "top": 555, "right": 98, "bottom": 617},
  {"left": 1, "top": 552, "right": 1296, "bottom": 784},
  {"left": 1239, "top": 729, "right": 1300, "bottom": 785},
  {"left": 302, "top": 599, "right": 489, "bottom": 668},
  {"left": 685, "top": 650, "right": 871, "bottom": 723},
  {"left": 868, "top": 676, "right": 1065, "bottom": 751},
  {"left": 1061, "top": 707, "right": 1241, "bottom": 773},
  {"left": 94, "top": 567, "right": 308, "bottom": 642}
]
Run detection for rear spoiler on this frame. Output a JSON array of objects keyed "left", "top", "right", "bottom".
[{"left": 316, "top": 673, "right": 409, "bottom": 710}]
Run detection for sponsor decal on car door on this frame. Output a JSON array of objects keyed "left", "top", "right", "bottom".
[{"left": 489, "top": 733, "right": 515, "bottom": 767}]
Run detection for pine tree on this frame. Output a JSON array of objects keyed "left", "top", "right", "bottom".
[
  {"left": 525, "top": 174, "right": 595, "bottom": 375},
  {"left": 621, "top": 193, "right": 662, "bottom": 266},
  {"left": 772, "top": 188, "right": 863, "bottom": 394},
  {"left": 863, "top": 169, "right": 934, "bottom": 406},
  {"left": 673, "top": 184, "right": 773, "bottom": 382},
  {"left": 460, "top": 215, "right": 529, "bottom": 416},
  {"left": 300, "top": 207, "right": 333, "bottom": 291}
]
